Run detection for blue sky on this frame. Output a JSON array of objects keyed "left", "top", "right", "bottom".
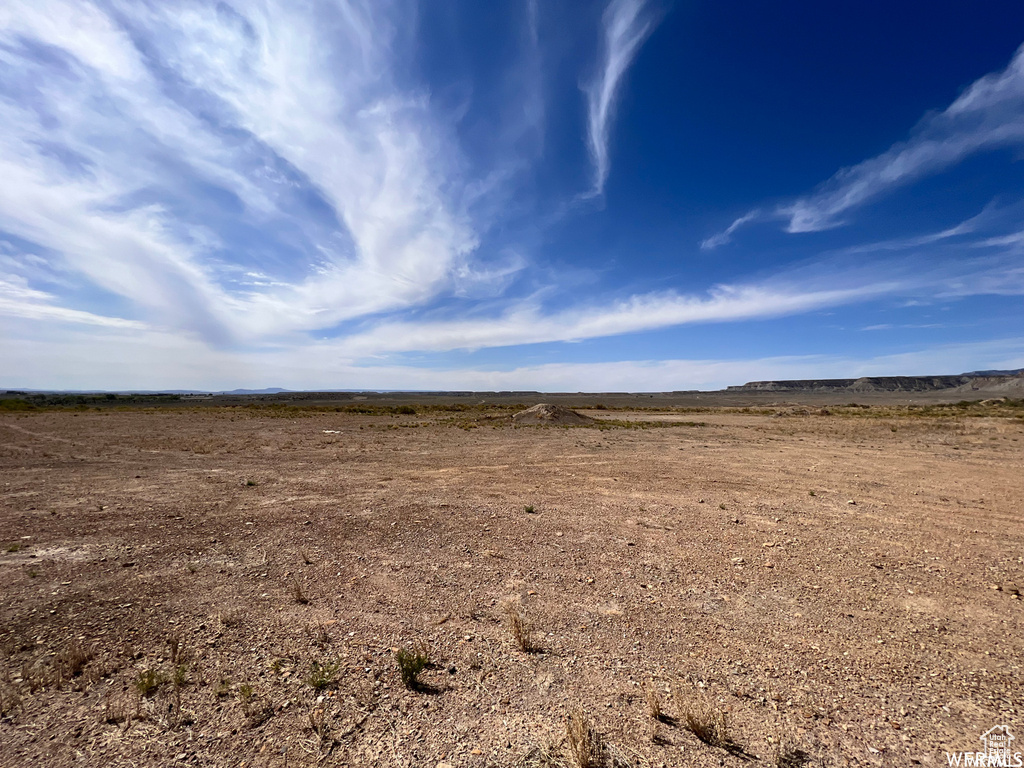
[{"left": 1, "top": 0, "right": 1024, "bottom": 391}]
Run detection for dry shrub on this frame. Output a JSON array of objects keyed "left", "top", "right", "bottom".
[{"left": 566, "top": 708, "right": 604, "bottom": 768}]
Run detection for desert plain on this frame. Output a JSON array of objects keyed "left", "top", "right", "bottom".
[{"left": 1, "top": 396, "right": 1022, "bottom": 767}]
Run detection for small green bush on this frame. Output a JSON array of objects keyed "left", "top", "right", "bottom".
[
  {"left": 395, "top": 647, "right": 430, "bottom": 690},
  {"left": 304, "top": 659, "right": 341, "bottom": 690}
]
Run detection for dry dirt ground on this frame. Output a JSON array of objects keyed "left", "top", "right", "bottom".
[{"left": 0, "top": 406, "right": 1022, "bottom": 767}]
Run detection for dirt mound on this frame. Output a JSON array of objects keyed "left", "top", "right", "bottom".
[{"left": 512, "top": 403, "right": 595, "bottom": 425}]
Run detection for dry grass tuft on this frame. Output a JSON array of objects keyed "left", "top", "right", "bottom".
[
  {"left": 566, "top": 708, "right": 604, "bottom": 768},
  {"left": 682, "top": 702, "right": 726, "bottom": 745},
  {"left": 101, "top": 690, "right": 135, "bottom": 725},
  {"left": 775, "top": 741, "right": 811, "bottom": 767},
  {"left": 503, "top": 599, "right": 539, "bottom": 653},
  {"left": 0, "top": 668, "right": 22, "bottom": 716},
  {"left": 20, "top": 659, "right": 48, "bottom": 693},
  {"left": 54, "top": 639, "right": 94, "bottom": 684},
  {"left": 134, "top": 668, "right": 166, "bottom": 698},
  {"left": 680, "top": 697, "right": 746, "bottom": 755},
  {"left": 305, "top": 622, "right": 331, "bottom": 649},
  {"left": 644, "top": 686, "right": 675, "bottom": 725},
  {"left": 308, "top": 706, "right": 337, "bottom": 753},
  {"left": 237, "top": 682, "right": 273, "bottom": 727},
  {"left": 290, "top": 577, "right": 310, "bottom": 604},
  {"left": 216, "top": 606, "right": 245, "bottom": 628}
]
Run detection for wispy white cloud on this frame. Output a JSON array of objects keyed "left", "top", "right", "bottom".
[
  {"left": 0, "top": 0, "right": 488, "bottom": 343},
  {"left": 700, "top": 210, "right": 763, "bottom": 250},
  {"left": 861, "top": 323, "right": 944, "bottom": 332},
  {"left": 325, "top": 251, "right": 1024, "bottom": 356},
  {"left": 785, "top": 43, "right": 1024, "bottom": 233},
  {"left": 703, "top": 43, "right": 1024, "bottom": 244},
  {"left": 142, "top": 0, "right": 482, "bottom": 330},
  {"left": 584, "top": 0, "right": 656, "bottom": 197},
  {"left": 0, "top": 277, "right": 147, "bottom": 329},
  {"left": 331, "top": 282, "right": 892, "bottom": 356}
]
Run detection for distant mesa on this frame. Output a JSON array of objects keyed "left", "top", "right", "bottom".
[
  {"left": 962, "top": 369, "right": 1024, "bottom": 377},
  {"left": 726, "top": 371, "right": 1024, "bottom": 395},
  {"left": 512, "top": 403, "right": 595, "bottom": 426}
]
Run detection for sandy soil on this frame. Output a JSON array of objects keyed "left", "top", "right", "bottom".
[{"left": 0, "top": 406, "right": 1021, "bottom": 767}]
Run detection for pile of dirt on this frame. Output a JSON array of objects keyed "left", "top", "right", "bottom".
[{"left": 511, "top": 403, "right": 595, "bottom": 425}]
